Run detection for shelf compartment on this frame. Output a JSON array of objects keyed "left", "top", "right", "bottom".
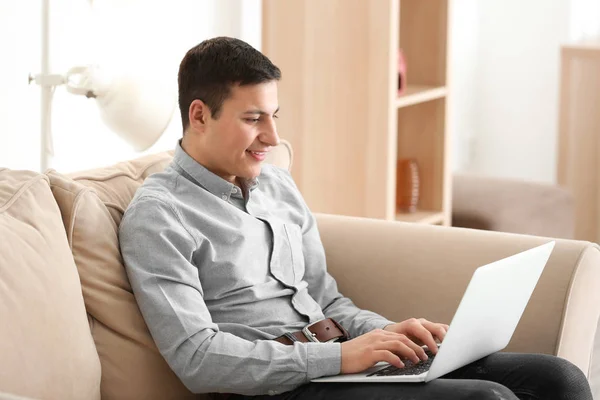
[{"left": 396, "top": 98, "right": 447, "bottom": 213}]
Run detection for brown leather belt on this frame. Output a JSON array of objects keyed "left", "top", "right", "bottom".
[
  {"left": 274, "top": 318, "right": 349, "bottom": 345},
  {"left": 210, "top": 319, "right": 348, "bottom": 399}
]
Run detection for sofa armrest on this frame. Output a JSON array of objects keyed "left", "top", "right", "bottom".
[
  {"left": 452, "top": 173, "right": 575, "bottom": 239},
  {"left": 315, "top": 213, "right": 600, "bottom": 380}
]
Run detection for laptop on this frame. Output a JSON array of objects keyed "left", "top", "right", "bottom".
[{"left": 312, "top": 241, "right": 556, "bottom": 383}]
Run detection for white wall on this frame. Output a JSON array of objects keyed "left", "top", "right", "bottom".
[
  {"left": 570, "top": 0, "right": 600, "bottom": 41},
  {"left": 449, "top": 0, "right": 480, "bottom": 172},
  {"left": 0, "top": 1, "right": 42, "bottom": 171},
  {"left": 0, "top": 0, "right": 261, "bottom": 173},
  {"left": 450, "top": 0, "right": 573, "bottom": 184}
]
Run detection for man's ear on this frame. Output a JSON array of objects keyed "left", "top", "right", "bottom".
[{"left": 189, "top": 99, "right": 211, "bottom": 132}]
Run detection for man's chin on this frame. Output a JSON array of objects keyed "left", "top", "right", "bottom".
[{"left": 239, "top": 166, "right": 262, "bottom": 181}]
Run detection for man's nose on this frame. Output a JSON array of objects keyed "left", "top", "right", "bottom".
[{"left": 260, "top": 119, "right": 280, "bottom": 146}]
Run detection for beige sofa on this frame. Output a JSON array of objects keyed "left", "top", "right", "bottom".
[{"left": 1, "top": 143, "right": 600, "bottom": 400}]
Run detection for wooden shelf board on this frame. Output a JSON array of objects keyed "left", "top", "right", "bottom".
[
  {"left": 396, "top": 85, "right": 447, "bottom": 109},
  {"left": 395, "top": 210, "right": 445, "bottom": 224}
]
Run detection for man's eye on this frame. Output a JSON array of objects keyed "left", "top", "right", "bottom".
[
  {"left": 273, "top": 115, "right": 279, "bottom": 119},
  {"left": 245, "top": 118, "right": 260, "bottom": 123}
]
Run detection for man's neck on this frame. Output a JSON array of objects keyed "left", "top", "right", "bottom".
[{"left": 180, "top": 137, "right": 237, "bottom": 184}]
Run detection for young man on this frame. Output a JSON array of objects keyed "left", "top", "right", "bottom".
[{"left": 119, "top": 37, "right": 593, "bottom": 400}]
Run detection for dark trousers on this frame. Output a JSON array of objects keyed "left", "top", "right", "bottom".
[{"left": 231, "top": 353, "right": 593, "bottom": 400}]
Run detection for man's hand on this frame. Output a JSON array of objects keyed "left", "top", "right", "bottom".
[
  {"left": 383, "top": 318, "right": 449, "bottom": 355},
  {"left": 340, "top": 329, "right": 429, "bottom": 374}
]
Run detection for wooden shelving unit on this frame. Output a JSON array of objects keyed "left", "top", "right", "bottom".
[{"left": 262, "top": 0, "right": 453, "bottom": 225}]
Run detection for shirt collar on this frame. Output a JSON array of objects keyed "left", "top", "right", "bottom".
[{"left": 172, "top": 140, "right": 259, "bottom": 201}]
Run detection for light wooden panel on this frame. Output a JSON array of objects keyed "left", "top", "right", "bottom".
[
  {"left": 365, "top": 0, "right": 398, "bottom": 220},
  {"left": 261, "top": 1, "right": 306, "bottom": 183},
  {"left": 263, "top": 0, "right": 395, "bottom": 218},
  {"left": 557, "top": 44, "right": 600, "bottom": 243},
  {"left": 397, "top": 98, "right": 446, "bottom": 212},
  {"left": 441, "top": 0, "right": 455, "bottom": 225},
  {"left": 400, "top": 0, "right": 448, "bottom": 86}
]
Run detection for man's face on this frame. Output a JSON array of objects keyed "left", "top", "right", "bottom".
[{"left": 193, "top": 81, "right": 280, "bottom": 184}]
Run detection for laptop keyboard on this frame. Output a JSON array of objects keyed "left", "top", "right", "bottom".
[{"left": 367, "top": 348, "right": 436, "bottom": 377}]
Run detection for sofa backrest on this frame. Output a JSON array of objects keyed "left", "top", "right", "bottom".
[
  {"left": 47, "top": 141, "right": 292, "bottom": 399},
  {"left": 48, "top": 152, "right": 199, "bottom": 400},
  {"left": 0, "top": 169, "right": 101, "bottom": 400}
]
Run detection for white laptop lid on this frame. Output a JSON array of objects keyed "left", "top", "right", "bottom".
[{"left": 425, "top": 241, "right": 555, "bottom": 381}]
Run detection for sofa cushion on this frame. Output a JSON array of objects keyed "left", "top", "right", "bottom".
[
  {"left": 0, "top": 169, "right": 101, "bottom": 400},
  {"left": 47, "top": 153, "right": 203, "bottom": 400}
]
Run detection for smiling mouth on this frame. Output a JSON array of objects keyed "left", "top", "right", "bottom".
[{"left": 246, "top": 150, "right": 269, "bottom": 161}]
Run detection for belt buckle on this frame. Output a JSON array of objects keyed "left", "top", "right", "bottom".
[
  {"left": 302, "top": 320, "right": 339, "bottom": 343},
  {"left": 302, "top": 321, "right": 321, "bottom": 342}
]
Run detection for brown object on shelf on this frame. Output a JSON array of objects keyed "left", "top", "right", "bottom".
[{"left": 396, "top": 158, "right": 419, "bottom": 213}]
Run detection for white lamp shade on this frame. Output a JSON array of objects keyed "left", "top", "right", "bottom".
[{"left": 66, "top": 66, "right": 177, "bottom": 151}]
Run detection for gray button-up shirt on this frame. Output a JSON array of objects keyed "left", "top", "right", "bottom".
[{"left": 119, "top": 142, "right": 394, "bottom": 395}]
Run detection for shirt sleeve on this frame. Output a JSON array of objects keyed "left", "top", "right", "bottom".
[
  {"left": 119, "top": 195, "right": 341, "bottom": 396},
  {"left": 277, "top": 169, "right": 396, "bottom": 338}
]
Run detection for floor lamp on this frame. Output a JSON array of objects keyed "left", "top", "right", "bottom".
[{"left": 29, "top": 0, "right": 176, "bottom": 172}]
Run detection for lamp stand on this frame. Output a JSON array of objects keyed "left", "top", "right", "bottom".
[
  {"left": 29, "top": 0, "right": 66, "bottom": 172},
  {"left": 40, "top": 0, "right": 51, "bottom": 172}
]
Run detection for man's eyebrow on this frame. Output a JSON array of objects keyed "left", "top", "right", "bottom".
[{"left": 242, "top": 107, "right": 280, "bottom": 115}]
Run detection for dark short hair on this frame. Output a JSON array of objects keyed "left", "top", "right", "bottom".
[{"left": 177, "top": 37, "right": 282, "bottom": 132}]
